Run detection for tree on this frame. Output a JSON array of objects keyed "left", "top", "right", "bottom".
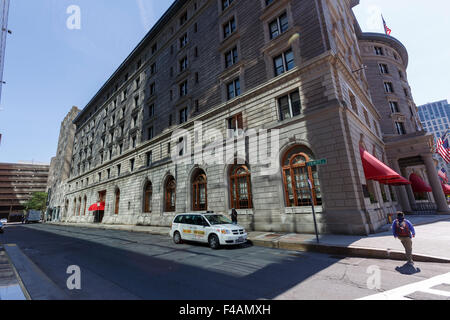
[{"left": 24, "top": 192, "right": 48, "bottom": 213}]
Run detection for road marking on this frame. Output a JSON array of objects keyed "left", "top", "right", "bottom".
[{"left": 359, "top": 272, "right": 450, "bottom": 300}]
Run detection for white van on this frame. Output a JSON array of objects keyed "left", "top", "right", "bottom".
[{"left": 170, "top": 213, "right": 247, "bottom": 249}]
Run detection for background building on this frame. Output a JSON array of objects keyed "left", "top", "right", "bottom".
[
  {"left": 357, "top": 30, "right": 448, "bottom": 215},
  {"left": 417, "top": 100, "right": 450, "bottom": 173},
  {"left": 46, "top": 106, "right": 80, "bottom": 221},
  {"left": 0, "top": 162, "right": 49, "bottom": 220}
]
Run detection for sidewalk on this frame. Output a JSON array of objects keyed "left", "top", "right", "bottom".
[{"left": 48, "top": 215, "right": 450, "bottom": 263}]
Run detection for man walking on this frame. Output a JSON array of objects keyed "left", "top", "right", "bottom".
[
  {"left": 231, "top": 208, "right": 238, "bottom": 225},
  {"left": 392, "top": 212, "right": 416, "bottom": 265}
]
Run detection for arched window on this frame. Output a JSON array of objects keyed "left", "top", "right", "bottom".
[
  {"left": 83, "top": 196, "right": 87, "bottom": 216},
  {"left": 229, "top": 165, "right": 253, "bottom": 209},
  {"left": 282, "top": 146, "right": 322, "bottom": 207},
  {"left": 114, "top": 189, "right": 120, "bottom": 215},
  {"left": 165, "top": 176, "right": 176, "bottom": 212},
  {"left": 143, "top": 181, "right": 152, "bottom": 213},
  {"left": 192, "top": 171, "right": 207, "bottom": 211}
]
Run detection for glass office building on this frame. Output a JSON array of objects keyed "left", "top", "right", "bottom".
[{"left": 418, "top": 100, "right": 450, "bottom": 172}]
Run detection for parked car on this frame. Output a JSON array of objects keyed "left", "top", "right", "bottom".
[
  {"left": 0, "top": 221, "right": 4, "bottom": 234},
  {"left": 0, "top": 218, "right": 7, "bottom": 224},
  {"left": 170, "top": 213, "right": 247, "bottom": 249}
]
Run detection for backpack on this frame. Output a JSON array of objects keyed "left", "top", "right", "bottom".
[{"left": 396, "top": 220, "right": 410, "bottom": 237}]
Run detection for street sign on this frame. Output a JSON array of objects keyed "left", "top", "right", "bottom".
[{"left": 306, "top": 159, "right": 327, "bottom": 167}]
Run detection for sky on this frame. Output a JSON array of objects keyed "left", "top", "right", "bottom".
[{"left": 0, "top": 0, "right": 449, "bottom": 164}]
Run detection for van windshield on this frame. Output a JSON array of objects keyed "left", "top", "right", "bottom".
[{"left": 204, "top": 215, "right": 232, "bottom": 225}]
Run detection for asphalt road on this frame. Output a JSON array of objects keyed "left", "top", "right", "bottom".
[{"left": 1, "top": 223, "right": 449, "bottom": 300}]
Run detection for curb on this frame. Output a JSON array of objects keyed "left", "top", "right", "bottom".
[
  {"left": 249, "top": 236, "right": 450, "bottom": 264},
  {"left": 3, "top": 244, "right": 68, "bottom": 300},
  {"left": 1, "top": 245, "right": 31, "bottom": 300},
  {"left": 45, "top": 222, "right": 450, "bottom": 264}
]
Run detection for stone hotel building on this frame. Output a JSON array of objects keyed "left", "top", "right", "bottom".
[{"left": 56, "top": 0, "right": 449, "bottom": 235}]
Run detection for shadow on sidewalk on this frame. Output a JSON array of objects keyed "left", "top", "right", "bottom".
[{"left": 395, "top": 263, "right": 421, "bottom": 275}]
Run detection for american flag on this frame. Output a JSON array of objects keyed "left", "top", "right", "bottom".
[
  {"left": 382, "top": 15, "right": 392, "bottom": 35},
  {"left": 437, "top": 131, "right": 450, "bottom": 163},
  {"left": 439, "top": 168, "right": 448, "bottom": 183}
]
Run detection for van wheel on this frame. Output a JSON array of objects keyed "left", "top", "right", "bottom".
[
  {"left": 173, "top": 231, "right": 182, "bottom": 244},
  {"left": 208, "top": 234, "right": 220, "bottom": 250}
]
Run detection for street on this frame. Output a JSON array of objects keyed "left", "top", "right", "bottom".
[{"left": 1, "top": 224, "right": 449, "bottom": 300}]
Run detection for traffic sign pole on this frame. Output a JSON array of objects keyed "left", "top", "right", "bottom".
[{"left": 308, "top": 179, "right": 320, "bottom": 244}]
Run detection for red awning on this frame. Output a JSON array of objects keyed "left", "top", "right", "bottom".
[
  {"left": 409, "top": 174, "right": 432, "bottom": 193},
  {"left": 88, "top": 202, "right": 105, "bottom": 211},
  {"left": 442, "top": 183, "right": 450, "bottom": 195},
  {"left": 360, "top": 147, "right": 404, "bottom": 182},
  {"left": 378, "top": 177, "right": 412, "bottom": 186}
]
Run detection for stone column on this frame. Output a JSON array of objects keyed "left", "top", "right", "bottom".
[
  {"left": 391, "top": 160, "right": 412, "bottom": 213},
  {"left": 422, "top": 153, "right": 450, "bottom": 214},
  {"left": 400, "top": 168, "right": 416, "bottom": 208}
]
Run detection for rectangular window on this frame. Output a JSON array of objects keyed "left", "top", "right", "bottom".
[
  {"left": 148, "top": 104, "right": 155, "bottom": 118},
  {"left": 274, "top": 48, "right": 295, "bottom": 76},
  {"left": 180, "top": 33, "right": 188, "bottom": 48},
  {"left": 228, "top": 113, "right": 243, "bottom": 137},
  {"left": 179, "top": 107, "right": 188, "bottom": 124},
  {"left": 119, "top": 143, "right": 123, "bottom": 155},
  {"left": 148, "top": 126, "right": 154, "bottom": 140},
  {"left": 150, "top": 83, "right": 156, "bottom": 96},
  {"left": 180, "top": 56, "right": 188, "bottom": 72},
  {"left": 117, "top": 164, "right": 121, "bottom": 176},
  {"left": 227, "top": 78, "right": 241, "bottom": 100},
  {"left": 404, "top": 88, "right": 409, "bottom": 98},
  {"left": 146, "top": 151, "right": 152, "bottom": 167},
  {"left": 134, "top": 96, "right": 139, "bottom": 108},
  {"left": 151, "top": 43, "right": 157, "bottom": 54},
  {"left": 180, "top": 11, "right": 187, "bottom": 26},
  {"left": 395, "top": 122, "right": 406, "bottom": 135},
  {"left": 374, "top": 46, "right": 384, "bottom": 55},
  {"left": 379, "top": 63, "right": 389, "bottom": 74},
  {"left": 179, "top": 81, "right": 188, "bottom": 97},
  {"left": 349, "top": 93, "right": 358, "bottom": 113},
  {"left": 279, "top": 91, "right": 301, "bottom": 121},
  {"left": 223, "top": 17, "right": 236, "bottom": 39},
  {"left": 130, "top": 158, "right": 135, "bottom": 172},
  {"left": 131, "top": 136, "right": 137, "bottom": 149},
  {"left": 269, "top": 12, "right": 289, "bottom": 39},
  {"left": 150, "top": 63, "right": 156, "bottom": 75},
  {"left": 389, "top": 101, "right": 400, "bottom": 113},
  {"left": 225, "top": 47, "right": 238, "bottom": 68},
  {"left": 222, "top": 0, "right": 234, "bottom": 11},
  {"left": 384, "top": 82, "right": 394, "bottom": 93}
]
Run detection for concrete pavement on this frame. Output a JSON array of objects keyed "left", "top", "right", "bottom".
[{"left": 47, "top": 215, "right": 450, "bottom": 263}]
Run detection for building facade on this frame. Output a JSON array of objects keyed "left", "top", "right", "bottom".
[
  {"left": 0, "top": 162, "right": 50, "bottom": 220},
  {"left": 46, "top": 106, "right": 80, "bottom": 221},
  {"left": 417, "top": 100, "right": 450, "bottom": 173},
  {"left": 56, "top": 0, "right": 448, "bottom": 236}
]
